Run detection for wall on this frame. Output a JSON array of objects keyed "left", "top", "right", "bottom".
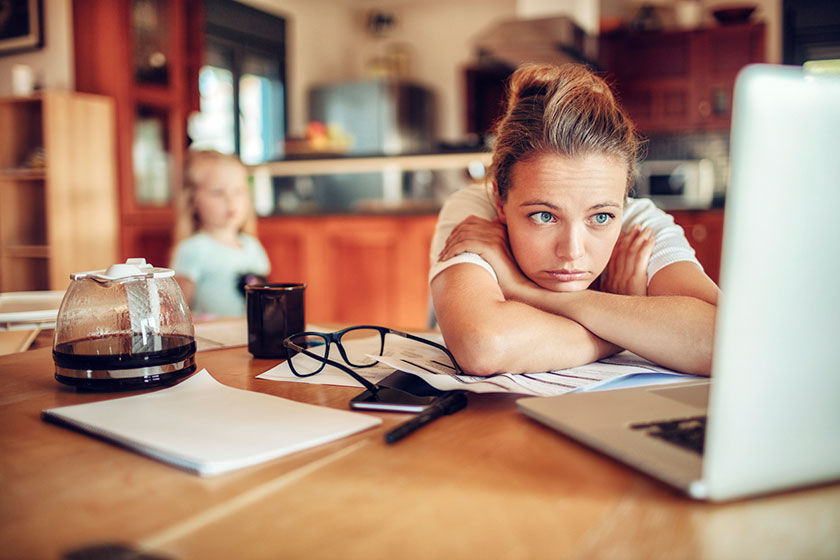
[
  {"left": 520, "top": 0, "right": 599, "bottom": 33},
  {"left": 0, "top": 0, "right": 74, "bottom": 96},
  {"left": 353, "top": 0, "right": 515, "bottom": 143}
]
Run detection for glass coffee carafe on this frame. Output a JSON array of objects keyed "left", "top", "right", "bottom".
[{"left": 53, "top": 258, "right": 196, "bottom": 390}]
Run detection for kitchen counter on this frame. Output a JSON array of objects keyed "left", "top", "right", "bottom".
[
  {"left": 249, "top": 152, "right": 490, "bottom": 217},
  {"left": 249, "top": 151, "right": 492, "bottom": 176},
  {"left": 259, "top": 198, "right": 442, "bottom": 218}
]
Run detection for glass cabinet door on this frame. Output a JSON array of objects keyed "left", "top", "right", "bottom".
[
  {"left": 132, "top": 0, "right": 172, "bottom": 86},
  {"left": 129, "top": 0, "right": 181, "bottom": 208},
  {"left": 133, "top": 105, "right": 172, "bottom": 205}
]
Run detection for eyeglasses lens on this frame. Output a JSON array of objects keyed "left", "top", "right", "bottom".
[
  {"left": 339, "top": 328, "right": 386, "bottom": 367},
  {"left": 288, "top": 334, "right": 329, "bottom": 376}
]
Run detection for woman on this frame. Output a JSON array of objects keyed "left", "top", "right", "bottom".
[{"left": 430, "top": 64, "right": 719, "bottom": 376}]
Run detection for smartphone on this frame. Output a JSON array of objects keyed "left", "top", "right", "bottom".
[
  {"left": 348, "top": 371, "right": 445, "bottom": 413},
  {"left": 349, "top": 386, "right": 439, "bottom": 413}
]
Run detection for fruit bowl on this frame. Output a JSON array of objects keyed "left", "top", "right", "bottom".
[{"left": 712, "top": 5, "right": 756, "bottom": 25}]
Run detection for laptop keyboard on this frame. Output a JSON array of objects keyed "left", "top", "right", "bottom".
[{"left": 630, "top": 416, "right": 707, "bottom": 455}]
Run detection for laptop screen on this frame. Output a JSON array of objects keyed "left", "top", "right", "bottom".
[{"left": 705, "top": 64, "right": 840, "bottom": 498}]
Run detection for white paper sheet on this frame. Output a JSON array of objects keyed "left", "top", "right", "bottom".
[
  {"left": 194, "top": 319, "right": 249, "bottom": 351},
  {"left": 42, "top": 369, "right": 381, "bottom": 476}
]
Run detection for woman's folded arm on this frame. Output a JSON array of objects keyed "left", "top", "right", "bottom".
[{"left": 431, "top": 263, "right": 620, "bottom": 375}]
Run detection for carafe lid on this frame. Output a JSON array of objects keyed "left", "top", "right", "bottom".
[{"left": 70, "top": 258, "right": 175, "bottom": 282}]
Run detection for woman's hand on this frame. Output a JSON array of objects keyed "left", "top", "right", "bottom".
[
  {"left": 438, "top": 215, "right": 530, "bottom": 295},
  {"left": 602, "top": 225, "right": 655, "bottom": 296}
]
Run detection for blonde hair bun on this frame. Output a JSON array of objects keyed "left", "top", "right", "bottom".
[{"left": 491, "top": 63, "right": 643, "bottom": 200}]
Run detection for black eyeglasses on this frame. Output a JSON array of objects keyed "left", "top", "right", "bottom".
[{"left": 282, "top": 325, "right": 462, "bottom": 393}]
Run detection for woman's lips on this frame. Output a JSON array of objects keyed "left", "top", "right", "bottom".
[{"left": 545, "top": 269, "right": 588, "bottom": 282}]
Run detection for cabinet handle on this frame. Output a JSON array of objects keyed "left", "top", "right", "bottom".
[
  {"left": 698, "top": 100, "right": 712, "bottom": 118},
  {"left": 691, "top": 224, "right": 708, "bottom": 242}
]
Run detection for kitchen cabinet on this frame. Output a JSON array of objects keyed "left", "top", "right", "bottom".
[
  {"left": 464, "top": 65, "right": 513, "bottom": 137},
  {"left": 0, "top": 92, "right": 118, "bottom": 292},
  {"left": 669, "top": 209, "right": 724, "bottom": 285},
  {"left": 600, "top": 23, "right": 765, "bottom": 133},
  {"left": 258, "top": 214, "right": 438, "bottom": 330},
  {"left": 72, "top": 0, "right": 203, "bottom": 268}
]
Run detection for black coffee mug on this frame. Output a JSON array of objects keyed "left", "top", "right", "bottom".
[{"left": 245, "top": 283, "right": 306, "bottom": 358}]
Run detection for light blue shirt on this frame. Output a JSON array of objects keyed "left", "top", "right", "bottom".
[{"left": 172, "top": 232, "right": 270, "bottom": 317}]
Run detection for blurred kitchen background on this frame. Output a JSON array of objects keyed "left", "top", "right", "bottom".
[{"left": 1, "top": 0, "right": 838, "bottom": 328}]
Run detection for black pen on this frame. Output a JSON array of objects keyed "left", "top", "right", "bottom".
[{"left": 385, "top": 391, "right": 468, "bottom": 444}]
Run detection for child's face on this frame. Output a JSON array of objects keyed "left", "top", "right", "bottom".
[
  {"left": 193, "top": 161, "right": 251, "bottom": 234},
  {"left": 495, "top": 152, "right": 627, "bottom": 292}
]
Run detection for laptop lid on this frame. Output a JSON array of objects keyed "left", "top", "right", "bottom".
[{"left": 704, "top": 64, "right": 840, "bottom": 500}]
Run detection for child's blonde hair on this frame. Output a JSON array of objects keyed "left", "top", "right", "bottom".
[{"left": 173, "top": 150, "right": 259, "bottom": 244}]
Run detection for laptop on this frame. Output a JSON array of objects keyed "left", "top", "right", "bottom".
[{"left": 517, "top": 64, "right": 840, "bottom": 502}]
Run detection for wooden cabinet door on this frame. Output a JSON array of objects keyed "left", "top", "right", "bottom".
[
  {"left": 393, "top": 214, "right": 438, "bottom": 328},
  {"left": 600, "top": 30, "right": 695, "bottom": 132},
  {"left": 670, "top": 209, "right": 725, "bottom": 285},
  {"left": 693, "top": 23, "right": 766, "bottom": 129},
  {"left": 258, "top": 214, "right": 438, "bottom": 329},
  {"left": 324, "top": 218, "right": 401, "bottom": 326},
  {"left": 258, "top": 216, "right": 323, "bottom": 321},
  {"left": 600, "top": 23, "right": 765, "bottom": 133}
]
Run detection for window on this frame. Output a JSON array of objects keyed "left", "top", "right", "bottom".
[
  {"left": 783, "top": 0, "right": 840, "bottom": 65},
  {"left": 188, "top": 0, "right": 286, "bottom": 164}
]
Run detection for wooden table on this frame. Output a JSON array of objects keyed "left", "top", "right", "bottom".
[{"left": 1, "top": 345, "right": 839, "bottom": 560}]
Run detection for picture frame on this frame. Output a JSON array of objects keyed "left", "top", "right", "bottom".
[{"left": 0, "top": 0, "right": 44, "bottom": 55}]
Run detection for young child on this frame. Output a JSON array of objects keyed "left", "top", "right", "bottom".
[{"left": 171, "top": 150, "right": 270, "bottom": 318}]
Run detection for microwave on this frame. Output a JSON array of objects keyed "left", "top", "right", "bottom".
[{"left": 635, "top": 159, "right": 715, "bottom": 209}]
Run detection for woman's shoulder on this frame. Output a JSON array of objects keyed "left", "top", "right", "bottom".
[
  {"left": 623, "top": 197, "right": 677, "bottom": 228},
  {"left": 624, "top": 196, "right": 658, "bottom": 215},
  {"left": 440, "top": 183, "right": 497, "bottom": 220}
]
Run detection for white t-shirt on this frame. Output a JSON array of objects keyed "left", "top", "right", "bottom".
[{"left": 428, "top": 183, "right": 699, "bottom": 284}]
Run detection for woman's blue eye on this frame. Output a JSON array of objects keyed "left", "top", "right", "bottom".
[
  {"left": 592, "top": 213, "right": 612, "bottom": 225},
  {"left": 532, "top": 211, "right": 554, "bottom": 224}
]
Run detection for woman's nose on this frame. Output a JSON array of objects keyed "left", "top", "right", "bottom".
[{"left": 555, "top": 224, "right": 585, "bottom": 261}]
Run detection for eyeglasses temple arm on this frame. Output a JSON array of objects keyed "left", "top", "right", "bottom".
[
  {"left": 317, "top": 353, "right": 380, "bottom": 393},
  {"left": 285, "top": 337, "right": 380, "bottom": 393},
  {"left": 387, "top": 329, "right": 464, "bottom": 374}
]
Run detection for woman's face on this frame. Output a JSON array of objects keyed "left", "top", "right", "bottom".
[
  {"left": 496, "top": 152, "right": 627, "bottom": 292},
  {"left": 193, "top": 161, "right": 251, "bottom": 234}
]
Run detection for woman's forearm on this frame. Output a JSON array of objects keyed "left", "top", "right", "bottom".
[
  {"left": 432, "top": 266, "right": 620, "bottom": 375},
  {"left": 509, "top": 285, "right": 716, "bottom": 375}
]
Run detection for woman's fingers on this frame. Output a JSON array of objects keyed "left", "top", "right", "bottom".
[
  {"left": 625, "top": 226, "right": 653, "bottom": 277},
  {"left": 439, "top": 216, "right": 507, "bottom": 261},
  {"left": 604, "top": 226, "right": 654, "bottom": 296}
]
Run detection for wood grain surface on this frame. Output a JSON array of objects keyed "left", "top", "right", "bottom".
[{"left": 1, "top": 345, "right": 838, "bottom": 560}]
